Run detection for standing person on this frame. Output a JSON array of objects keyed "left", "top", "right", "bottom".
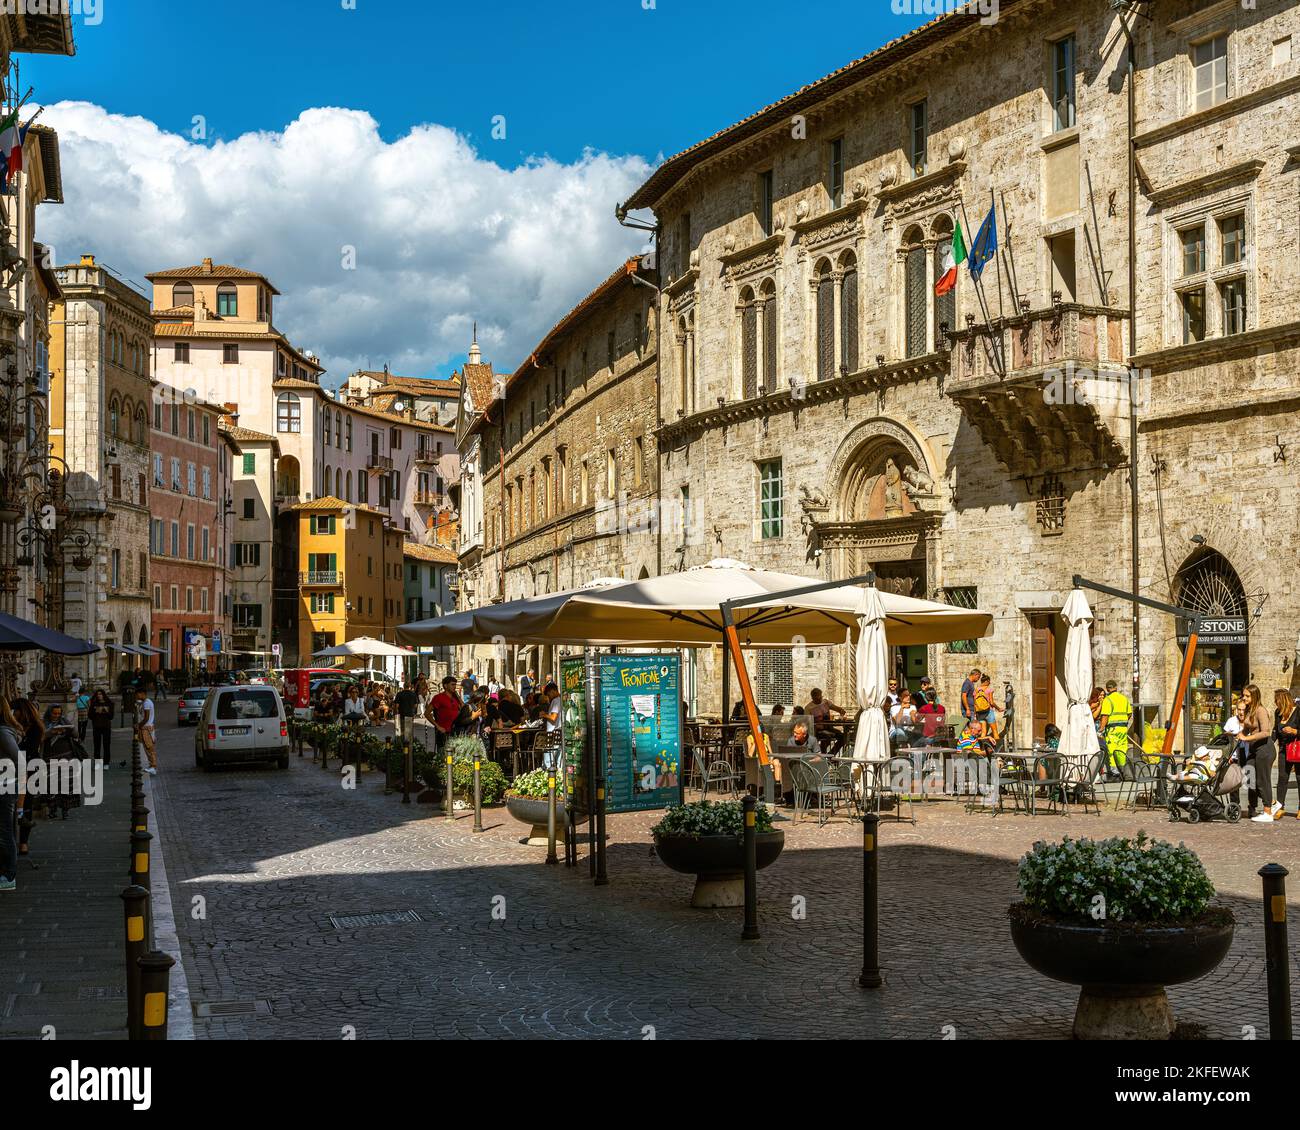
[
  {"left": 156, "top": 671, "right": 169, "bottom": 703},
  {"left": 1275, "top": 688, "right": 1300, "bottom": 818},
  {"left": 460, "top": 669, "right": 478, "bottom": 699},
  {"left": 1099, "top": 679, "right": 1131, "bottom": 780},
  {"left": 519, "top": 668, "right": 536, "bottom": 700},
  {"left": 487, "top": 675, "right": 501, "bottom": 699},
  {"left": 960, "top": 668, "right": 981, "bottom": 725},
  {"left": 539, "top": 681, "right": 562, "bottom": 769},
  {"left": 974, "top": 675, "right": 1002, "bottom": 740},
  {"left": 429, "top": 676, "right": 462, "bottom": 752},
  {"left": 88, "top": 689, "right": 114, "bottom": 767},
  {"left": 393, "top": 680, "right": 421, "bottom": 751},
  {"left": 1239, "top": 683, "right": 1279, "bottom": 822},
  {"left": 12, "top": 698, "right": 43, "bottom": 854},
  {"left": 135, "top": 686, "right": 158, "bottom": 775}
]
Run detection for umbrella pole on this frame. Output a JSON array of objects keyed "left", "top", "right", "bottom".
[{"left": 1162, "top": 627, "right": 1198, "bottom": 762}]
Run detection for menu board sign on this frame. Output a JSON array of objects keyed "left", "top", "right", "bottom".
[
  {"left": 560, "top": 656, "right": 588, "bottom": 816},
  {"left": 599, "top": 654, "right": 682, "bottom": 814}
]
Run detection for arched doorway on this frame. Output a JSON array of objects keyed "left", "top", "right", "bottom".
[{"left": 1174, "top": 547, "right": 1249, "bottom": 746}]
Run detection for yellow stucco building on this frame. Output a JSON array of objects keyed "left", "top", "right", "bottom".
[{"left": 289, "top": 497, "right": 405, "bottom": 660}]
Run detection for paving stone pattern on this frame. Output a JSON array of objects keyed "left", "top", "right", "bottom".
[{"left": 131, "top": 717, "right": 1298, "bottom": 1041}]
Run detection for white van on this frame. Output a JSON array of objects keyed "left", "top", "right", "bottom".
[{"left": 195, "top": 685, "right": 290, "bottom": 771}]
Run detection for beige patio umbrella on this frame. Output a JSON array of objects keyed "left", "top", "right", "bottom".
[
  {"left": 418, "top": 559, "right": 992, "bottom": 648},
  {"left": 851, "top": 585, "right": 892, "bottom": 765},
  {"left": 1061, "top": 589, "right": 1101, "bottom": 762},
  {"left": 312, "top": 636, "right": 415, "bottom": 658}
]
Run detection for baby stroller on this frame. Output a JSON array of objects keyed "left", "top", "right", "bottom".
[{"left": 1167, "top": 750, "right": 1242, "bottom": 824}]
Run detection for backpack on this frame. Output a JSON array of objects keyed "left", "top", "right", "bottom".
[{"left": 974, "top": 687, "right": 991, "bottom": 711}]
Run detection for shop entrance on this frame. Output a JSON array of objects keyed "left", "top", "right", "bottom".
[
  {"left": 1028, "top": 613, "right": 1057, "bottom": 743},
  {"left": 1175, "top": 548, "right": 1249, "bottom": 747}
]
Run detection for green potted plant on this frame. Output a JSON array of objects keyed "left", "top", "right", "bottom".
[
  {"left": 651, "top": 800, "right": 784, "bottom": 908},
  {"left": 1009, "top": 832, "right": 1234, "bottom": 1040},
  {"left": 505, "top": 767, "right": 567, "bottom": 845},
  {"left": 425, "top": 736, "right": 507, "bottom": 805}
]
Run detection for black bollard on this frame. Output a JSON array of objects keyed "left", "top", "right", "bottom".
[
  {"left": 132, "top": 802, "right": 149, "bottom": 837},
  {"left": 858, "top": 813, "right": 883, "bottom": 988},
  {"left": 1260, "top": 863, "right": 1292, "bottom": 1040},
  {"left": 136, "top": 950, "right": 176, "bottom": 1040},
  {"left": 444, "top": 753, "right": 454, "bottom": 821},
  {"left": 742, "top": 794, "right": 759, "bottom": 940},
  {"left": 594, "top": 781, "right": 608, "bottom": 886},
  {"left": 545, "top": 768, "right": 558, "bottom": 865},
  {"left": 473, "top": 756, "right": 483, "bottom": 833},
  {"left": 130, "top": 829, "right": 152, "bottom": 892},
  {"left": 121, "top": 885, "right": 149, "bottom": 1040}
]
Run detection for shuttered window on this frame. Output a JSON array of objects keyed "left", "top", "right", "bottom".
[
  {"left": 905, "top": 246, "right": 927, "bottom": 358},
  {"left": 840, "top": 269, "right": 859, "bottom": 373},
  {"left": 763, "top": 295, "right": 778, "bottom": 390},
  {"left": 816, "top": 273, "right": 835, "bottom": 380},
  {"left": 741, "top": 301, "right": 758, "bottom": 399},
  {"left": 934, "top": 243, "right": 955, "bottom": 349}
]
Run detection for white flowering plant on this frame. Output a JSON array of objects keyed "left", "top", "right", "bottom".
[
  {"left": 652, "top": 799, "right": 774, "bottom": 839},
  {"left": 1016, "top": 831, "right": 1215, "bottom": 923}
]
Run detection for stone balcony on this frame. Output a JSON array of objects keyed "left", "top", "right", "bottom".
[{"left": 945, "top": 302, "right": 1130, "bottom": 476}]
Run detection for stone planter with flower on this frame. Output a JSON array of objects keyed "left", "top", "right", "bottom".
[
  {"left": 1009, "top": 832, "right": 1234, "bottom": 1039},
  {"left": 651, "top": 800, "right": 784, "bottom": 908},
  {"left": 505, "top": 767, "right": 570, "bottom": 845}
]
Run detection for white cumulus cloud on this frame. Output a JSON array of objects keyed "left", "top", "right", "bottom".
[{"left": 36, "top": 102, "right": 655, "bottom": 382}]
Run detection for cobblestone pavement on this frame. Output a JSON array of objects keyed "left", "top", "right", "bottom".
[
  {"left": 146, "top": 719, "right": 1298, "bottom": 1040},
  {"left": 0, "top": 730, "right": 136, "bottom": 1040}
]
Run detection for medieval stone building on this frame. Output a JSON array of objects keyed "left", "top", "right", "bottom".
[{"left": 605, "top": 0, "right": 1300, "bottom": 736}]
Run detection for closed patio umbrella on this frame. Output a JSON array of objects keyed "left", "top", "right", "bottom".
[
  {"left": 851, "top": 586, "right": 891, "bottom": 766},
  {"left": 1061, "top": 589, "right": 1101, "bottom": 762}
]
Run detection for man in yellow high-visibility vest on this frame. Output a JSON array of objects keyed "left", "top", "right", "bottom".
[{"left": 1100, "top": 679, "right": 1132, "bottom": 779}]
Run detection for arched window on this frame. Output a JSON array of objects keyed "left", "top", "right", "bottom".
[
  {"left": 335, "top": 467, "right": 341, "bottom": 497},
  {"left": 108, "top": 397, "right": 120, "bottom": 439},
  {"left": 172, "top": 283, "right": 194, "bottom": 308},
  {"left": 839, "top": 252, "right": 859, "bottom": 373},
  {"left": 760, "top": 279, "right": 778, "bottom": 391},
  {"left": 277, "top": 393, "right": 301, "bottom": 433},
  {"left": 216, "top": 283, "right": 238, "bottom": 317},
  {"left": 739, "top": 286, "right": 758, "bottom": 400},
  {"left": 277, "top": 455, "right": 300, "bottom": 497},
  {"left": 323, "top": 465, "right": 331, "bottom": 496},
  {"left": 345, "top": 470, "right": 352, "bottom": 502},
  {"left": 815, "top": 259, "right": 835, "bottom": 381},
  {"left": 676, "top": 312, "right": 694, "bottom": 415},
  {"left": 334, "top": 411, "right": 341, "bottom": 448},
  {"left": 903, "top": 226, "right": 927, "bottom": 359},
  {"left": 135, "top": 406, "right": 148, "bottom": 445},
  {"left": 345, "top": 416, "right": 352, "bottom": 451},
  {"left": 932, "top": 215, "right": 956, "bottom": 350}
]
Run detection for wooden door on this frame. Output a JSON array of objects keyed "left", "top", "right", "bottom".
[{"left": 1029, "top": 614, "right": 1056, "bottom": 743}]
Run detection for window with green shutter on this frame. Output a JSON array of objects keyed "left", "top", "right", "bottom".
[{"left": 243, "top": 453, "right": 256, "bottom": 475}]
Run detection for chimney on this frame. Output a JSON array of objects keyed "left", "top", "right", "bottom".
[
  {"left": 202, "top": 257, "right": 214, "bottom": 274},
  {"left": 79, "top": 253, "right": 95, "bottom": 267}
]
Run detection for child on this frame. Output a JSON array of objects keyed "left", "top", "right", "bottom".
[{"left": 1043, "top": 723, "right": 1061, "bottom": 750}]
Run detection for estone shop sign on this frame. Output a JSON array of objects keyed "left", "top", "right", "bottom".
[{"left": 1178, "top": 616, "right": 1247, "bottom": 644}]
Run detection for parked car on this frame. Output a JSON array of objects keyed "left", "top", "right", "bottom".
[
  {"left": 194, "top": 685, "right": 290, "bottom": 770},
  {"left": 176, "top": 687, "right": 211, "bottom": 726}
]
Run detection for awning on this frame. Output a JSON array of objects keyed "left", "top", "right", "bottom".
[
  {"left": 107, "top": 643, "right": 148, "bottom": 655},
  {"left": 398, "top": 560, "right": 993, "bottom": 649},
  {"left": 136, "top": 644, "right": 167, "bottom": 656},
  {"left": 0, "top": 612, "right": 99, "bottom": 655}
]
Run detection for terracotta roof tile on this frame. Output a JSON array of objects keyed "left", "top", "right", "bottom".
[
  {"left": 402, "top": 542, "right": 457, "bottom": 564},
  {"left": 220, "top": 425, "right": 278, "bottom": 444},
  {"left": 146, "top": 261, "right": 281, "bottom": 295},
  {"left": 153, "top": 304, "right": 194, "bottom": 319}
]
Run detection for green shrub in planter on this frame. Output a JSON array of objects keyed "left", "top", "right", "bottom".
[
  {"left": 651, "top": 799, "right": 774, "bottom": 839},
  {"left": 424, "top": 735, "right": 506, "bottom": 803},
  {"left": 1017, "top": 832, "right": 1216, "bottom": 923}
]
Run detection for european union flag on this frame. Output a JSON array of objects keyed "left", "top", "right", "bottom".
[{"left": 968, "top": 204, "right": 998, "bottom": 282}]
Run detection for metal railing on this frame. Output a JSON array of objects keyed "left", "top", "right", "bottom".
[{"left": 299, "top": 570, "right": 344, "bottom": 586}]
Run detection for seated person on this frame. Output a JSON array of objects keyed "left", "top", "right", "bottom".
[
  {"left": 889, "top": 691, "right": 920, "bottom": 746},
  {"left": 957, "top": 719, "right": 995, "bottom": 756},
  {"left": 1043, "top": 723, "right": 1061, "bottom": 750},
  {"left": 769, "top": 704, "right": 786, "bottom": 717},
  {"left": 916, "top": 699, "right": 946, "bottom": 745},
  {"left": 498, "top": 690, "right": 526, "bottom": 727},
  {"left": 805, "top": 687, "right": 847, "bottom": 754}
]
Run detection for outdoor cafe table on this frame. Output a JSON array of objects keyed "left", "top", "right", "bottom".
[{"left": 991, "top": 749, "right": 1094, "bottom": 815}]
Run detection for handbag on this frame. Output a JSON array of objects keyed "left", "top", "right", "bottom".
[{"left": 1286, "top": 740, "right": 1300, "bottom": 764}]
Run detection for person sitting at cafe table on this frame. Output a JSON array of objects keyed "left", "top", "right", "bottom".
[
  {"left": 957, "top": 719, "right": 995, "bottom": 756},
  {"left": 916, "top": 697, "right": 946, "bottom": 745},
  {"left": 497, "top": 689, "right": 527, "bottom": 727},
  {"left": 889, "top": 691, "right": 920, "bottom": 746},
  {"left": 805, "top": 687, "right": 847, "bottom": 754}
]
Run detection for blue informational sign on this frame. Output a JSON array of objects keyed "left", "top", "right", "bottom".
[
  {"left": 599, "top": 654, "right": 681, "bottom": 814},
  {"left": 212, "top": 630, "right": 222, "bottom": 654}
]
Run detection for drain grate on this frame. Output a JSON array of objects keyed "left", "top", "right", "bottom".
[
  {"left": 328, "top": 909, "right": 423, "bottom": 931},
  {"left": 193, "top": 1000, "right": 270, "bottom": 1019},
  {"left": 78, "top": 986, "right": 126, "bottom": 1001}
]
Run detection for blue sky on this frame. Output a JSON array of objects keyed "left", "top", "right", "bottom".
[{"left": 25, "top": 0, "right": 935, "bottom": 381}]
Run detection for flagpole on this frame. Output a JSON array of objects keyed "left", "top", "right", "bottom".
[
  {"left": 957, "top": 196, "right": 1004, "bottom": 378},
  {"left": 1000, "top": 188, "right": 1021, "bottom": 309},
  {"left": 991, "top": 189, "right": 1008, "bottom": 373}
]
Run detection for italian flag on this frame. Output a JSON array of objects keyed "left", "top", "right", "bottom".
[{"left": 935, "top": 220, "right": 966, "bottom": 296}]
